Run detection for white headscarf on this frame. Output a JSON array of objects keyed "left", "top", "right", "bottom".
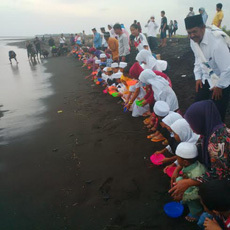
[
  {"left": 170, "top": 118, "right": 200, "bottom": 144},
  {"left": 162, "top": 112, "right": 183, "bottom": 126},
  {"left": 136, "top": 50, "right": 157, "bottom": 70},
  {"left": 136, "top": 49, "right": 167, "bottom": 71},
  {"left": 139, "top": 69, "right": 169, "bottom": 101}
]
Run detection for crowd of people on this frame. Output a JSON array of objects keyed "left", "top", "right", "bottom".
[
  {"left": 7, "top": 3, "right": 230, "bottom": 229},
  {"left": 69, "top": 3, "right": 230, "bottom": 230}
]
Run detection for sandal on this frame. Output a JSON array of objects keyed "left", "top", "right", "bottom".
[
  {"left": 162, "top": 140, "right": 168, "bottom": 146},
  {"left": 151, "top": 135, "right": 166, "bottom": 142},
  {"left": 143, "top": 117, "right": 151, "bottom": 125},
  {"left": 185, "top": 213, "right": 200, "bottom": 223}
]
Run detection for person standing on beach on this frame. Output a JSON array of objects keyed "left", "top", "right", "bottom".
[
  {"left": 159, "top": 11, "right": 167, "bottom": 47},
  {"left": 130, "top": 23, "right": 149, "bottom": 52},
  {"left": 186, "top": 7, "right": 195, "bottom": 17},
  {"left": 113, "top": 23, "right": 130, "bottom": 62},
  {"left": 104, "top": 32, "right": 119, "bottom": 61},
  {"left": 34, "top": 37, "right": 41, "bottom": 58},
  {"left": 59, "top": 34, "right": 66, "bottom": 48},
  {"left": 184, "top": 14, "right": 230, "bottom": 122},
  {"left": 108, "top": 24, "right": 116, "bottom": 38},
  {"left": 82, "top": 30, "right": 86, "bottom": 45},
  {"left": 172, "top": 20, "right": 178, "bottom": 36},
  {"left": 9, "top": 50, "right": 18, "bottom": 64},
  {"left": 92, "top": 28, "right": 102, "bottom": 50},
  {"left": 26, "top": 41, "right": 33, "bottom": 59},
  {"left": 199, "top": 8, "right": 208, "bottom": 25},
  {"left": 100, "top": 27, "right": 108, "bottom": 51},
  {"left": 212, "top": 3, "right": 224, "bottom": 28},
  {"left": 70, "top": 34, "right": 75, "bottom": 47},
  {"left": 48, "top": 37, "right": 55, "bottom": 51},
  {"left": 145, "top": 16, "right": 159, "bottom": 52}
]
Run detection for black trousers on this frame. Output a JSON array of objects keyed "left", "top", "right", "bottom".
[
  {"left": 195, "top": 80, "right": 230, "bottom": 122},
  {"left": 147, "top": 36, "right": 158, "bottom": 52}
]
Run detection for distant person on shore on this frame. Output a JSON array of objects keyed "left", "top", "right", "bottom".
[
  {"left": 212, "top": 3, "right": 224, "bottom": 28},
  {"left": 82, "top": 30, "right": 86, "bottom": 45},
  {"left": 100, "top": 27, "right": 108, "bottom": 51},
  {"left": 199, "top": 7, "right": 208, "bottom": 24},
  {"left": 9, "top": 50, "right": 18, "bottom": 64},
  {"left": 173, "top": 20, "right": 178, "bottom": 36},
  {"left": 130, "top": 23, "right": 149, "bottom": 52},
  {"left": 59, "top": 34, "right": 66, "bottom": 48},
  {"left": 104, "top": 32, "right": 119, "bottom": 61},
  {"left": 48, "top": 37, "right": 55, "bottom": 50},
  {"left": 184, "top": 14, "right": 230, "bottom": 121},
  {"left": 168, "top": 20, "right": 174, "bottom": 38},
  {"left": 26, "top": 41, "right": 33, "bottom": 59},
  {"left": 92, "top": 28, "right": 102, "bottom": 50},
  {"left": 70, "top": 34, "right": 75, "bottom": 47},
  {"left": 34, "top": 37, "right": 41, "bottom": 58},
  {"left": 108, "top": 24, "right": 116, "bottom": 38},
  {"left": 137, "top": 22, "right": 142, "bottom": 33},
  {"left": 186, "top": 7, "right": 195, "bottom": 17},
  {"left": 145, "top": 15, "right": 159, "bottom": 52},
  {"left": 159, "top": 11, "right": 167, "bottom": 47},
  {"left": 113, "top": 23, "right": 130, "bottom": 62}
]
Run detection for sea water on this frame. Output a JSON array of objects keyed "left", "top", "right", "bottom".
[{"left": 0, "top": 37, "right": 53, "bottom": 145}]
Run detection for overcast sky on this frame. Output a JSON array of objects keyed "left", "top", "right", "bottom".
[{"left": 1, "top": 0, "right": 230, "bottom": 36}]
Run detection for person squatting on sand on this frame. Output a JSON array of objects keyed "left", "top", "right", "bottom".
[{"left": 68, "top": 6, "right": 230, "bottom": 228}]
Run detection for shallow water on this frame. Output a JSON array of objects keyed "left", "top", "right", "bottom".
[{"left": 0, "top": 38, "right": 53, "bottom": 145}]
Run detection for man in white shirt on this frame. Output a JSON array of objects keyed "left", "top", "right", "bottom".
[
  {"left": 113, "top": 23, "right": 130, "bottom": 62},
  {"left": 145, "top": 15, "right": 159, "bottom": 52},
  {"left": 59, "top": 34, "right": 66, "bottom": 48},
  {"left": 100, "top": 27, "right": 108, "bottom": 51},
  {"left": 186, "top": 7, "right": 195, "bottom": 17},
  {"left": 185, "top": 14, "right": 230, "bottom": 121}
]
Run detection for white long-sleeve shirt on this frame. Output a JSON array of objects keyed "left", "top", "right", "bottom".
[
  {"left": 190, "top": 29, "right": 230, "bottom": 89},
  {"left": 145, "top": 21, "right": 158, "bottom": 37},
  {"left": 118, "top": 33, "right": 130, "bottom": 57}
]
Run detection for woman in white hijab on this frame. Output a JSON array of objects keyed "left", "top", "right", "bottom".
[
  {"left": 153, "top": 112, "right": 183, "bottom": 161},
  {"left": 170, "top": 118, "right": 200, "bottom": 144},
  {"left": 136, "top": 49, "right": 167, "bottom": 72},
  {"left": 139, "top": 69, "right": 179, "bottom": 112}
]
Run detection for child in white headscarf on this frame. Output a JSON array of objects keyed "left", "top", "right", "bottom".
[
  {"left": 139, "top": 69, "right": 179, "bottom": 112},
  {"left": 136, "top": 49, "right": 168, "bottom": 72}
]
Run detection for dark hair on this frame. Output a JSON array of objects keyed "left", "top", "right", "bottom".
[
  {"left": 216, "top": 3, "right": 223, "bottom": 9},
  {"left": 113, "top": 23, "right": 122, "bottom": 30},
  {"left": 199, "top": 180, "right": 230, "bottom": 212},
  {"left": 130, "top": 23, "right": 139, "bottom": 30},
  {"left": 104, "top": 32, "right": 110, "bottom": 38},
  {"left": 92, "top": 28, "right": 96, "bottom": 31},
  {"left": 161, "top": 11, "right": 165, "bottom": 14}
]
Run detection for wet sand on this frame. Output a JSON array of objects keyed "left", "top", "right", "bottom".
[{"left": 0, "top": 40, "right": 208, "bottom": 229}]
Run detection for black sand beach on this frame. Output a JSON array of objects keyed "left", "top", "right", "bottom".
[{"left": 1, "top": 39, "right": 228, "bottom": 229}]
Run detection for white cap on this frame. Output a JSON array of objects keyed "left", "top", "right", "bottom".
[
  {"left": 103, "top": 67, "right": 108, "bottom": 72},
  {"left": 176, "top": 142, "right": 198, "bottom": 159},
  {"left": 119, "top": 62, "right": 127, "bottom": 68},
  {"left": 100, "top": 53, "right": 107, "bottom": 59},
  {"left": 153, "top": 101, "right": 170, "bottom": 117},
  {"left": 111, "top": 62, "right": 119, "bottom": 68},
  {"left": 151, "top": 15, "right": 155, "bottom": 18},
  {"left": 162, "top": 112, "right": 183, "bottom": 126},
  {"left": 95, "top": 60, "right": 101, "bottom": 64}
]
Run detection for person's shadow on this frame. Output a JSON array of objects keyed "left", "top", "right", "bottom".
[{"left": 10, "top": 64, "right": 20, "bottom": 76}]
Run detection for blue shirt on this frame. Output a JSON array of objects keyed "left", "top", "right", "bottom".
[{"left": 93, "top": 32, "right": 102, "bottom": 49}]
